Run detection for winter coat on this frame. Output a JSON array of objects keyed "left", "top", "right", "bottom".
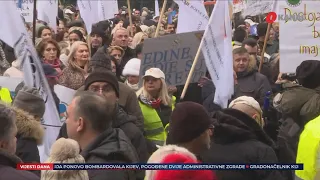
[
  {"left": 234, "top": 70, "right": 272, "bottom": 105},
  {"left": 115, "top": 105, "right": 149, "bottom": 163},
  {"left": 258, "top": 40, "right": 279, "bottom": 56},
  {"left": 77, "top": 83, "right": 144, "bottom": 131},
  {"left": 201, "top": 108, "right": 283, "bottom": 180},
  {"left": 14, "top": 108, "right": 44, "bottom": 163},
  {"left": 3, "top": 61, "right": 23, "bottom": 78},
  {"left": 0, "top": 149, "right": 40, "bottom": 180},
  {"left": 58, "top": 65, "right": 86, "bottom": 90},
  {"left": 273, "top": 83, "right": 320, "bottom": 125},
  {"left": 81, "top": 128, "right": 139, "bottom": 180}
]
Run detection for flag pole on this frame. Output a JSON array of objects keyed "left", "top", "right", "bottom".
[
  {"left": 126, "top": 0, "right": 134, "bottom": 37},
  {"left": 180, "top": 39, "right": 204, "bottom": 99},
  {"left": 154, "top": 0, "right": 167, "bottom": 38},
  {"left": 258, "top": 23, "right": 272, "bottom": 73},
  {"left": 32, "top": 0, "right": 37, "bottom": 44}
]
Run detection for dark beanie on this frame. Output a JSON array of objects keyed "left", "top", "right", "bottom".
[
  {"left": 84, "top": 71, "right": 119, "bottom": 97},
  {"left": 13, "top": 86, "right": 45, "bottom": 118},
  {"left": 167, "top": 102, "right": 211, "bottom": 144},
  {"left": 296, "top": 60, "right": 320, "bottom": 89}
]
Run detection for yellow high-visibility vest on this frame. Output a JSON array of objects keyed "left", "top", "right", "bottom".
[
  {"left": 139, "top": 96, "right": 176, "bottom": 146},
  {"left": 296, "top": 115, "right": 320, "bottom": 180},
  {"left": 0, "top": 88, "right": 12, "bottom": 104}
]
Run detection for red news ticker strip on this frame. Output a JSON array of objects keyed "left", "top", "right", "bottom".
[
  {"left": 17, "top": 163, "right": 53, "bottom": 170},
  {"left": 266, "top": 12, "right": 277, "bottom": 23}
]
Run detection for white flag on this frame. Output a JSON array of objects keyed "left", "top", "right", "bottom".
[
  {"left": 200, "top": 0, "right": 234, "bottom": 108},
  {"left": 15, "top": 0, "right": 34, "bottom": 23},
  {"left": 77, "top": 0, "right": 98, "bottom": 34},
  {"left": 37, "top": 0, "right": 58, "bottom": 32},
  {"left": 0, "top": 1, "right": 61, "bottom": 162},
  {"left": 98, "top": 0, "right": 118, "bottom": 21},
  {"left": 155, "top": 0, "right": 160, "bottom": 16},
  {"left": 174, "top": 0, "right": 208, "bottom": 33}
]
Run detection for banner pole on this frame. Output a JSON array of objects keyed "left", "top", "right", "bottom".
[
  {"left": 154, "top": 0, "right": 167, "bottom": 38},
  {"left": 126, "top": 0, "right": 134, "bottom": 37},
  {"left": 32, "top": 0, "right": 37, "bottom": 44},
  {"left": 258, "top": 23, "right": 272, "bottom": 73}
]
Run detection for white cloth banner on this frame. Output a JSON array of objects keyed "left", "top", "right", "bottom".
[
  {"left": 37, "top": 0, "right": 58, "bottom": 32},
  {"left": 0, "top": 1, "right": 61, "bottom": 162},
  {"left": 98, "top": 0, "right": 118, "bottom": 21},
  {"left": 77, "top": 0, "right": 98, "bottom": 34},
  {"left": 241, "top": 0, "right": 275, "bottom": 17},
  {"left": 15, "top": 0, "right": 34, "bottom": 23},
  {"left": 201, "top": 0, "right": 234, "bottom": 108},
  {"left": 279, "top": 0, "right": 320, "bottom": 72},
  {"left": 155, "top": 0, "right": 160, "bottom": 16},
  {"left": 174, "top": 0, "right": 209, "bottom": 33}
]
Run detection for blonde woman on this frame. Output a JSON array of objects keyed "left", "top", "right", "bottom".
[
  {"left": 108, "top": 45, "right": 125, "bottom": 65},
  {"left": 136, "top": 68, "right": 176, "bottom": 150},
  {"left": 58, "top": 41, "right": 90, "bottom": 90},
  {"left": 130, "top": 32, "right": 148, "bottom": 49}
]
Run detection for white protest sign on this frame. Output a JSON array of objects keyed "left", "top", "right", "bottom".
[
  {"left": 174, "top": 0, "right": 209, "bottom": 33},
  {"left": 77, "top": 0, "right": 99, "bottom": 34},
  {"left": 155, "top": 0, "right": 160, "bottom": 17},
  {"left": 37, "top": 0, "right": 58, "bottom": 32},
  {"left": 201, "top": 0, "right": 234, "bottom": 108},
  {"left": 233, "top": 0, "right": 246, "bottom": 13},
  {"left": 241, "top": 0, "right": 275, "bottom": 17},
  {"left": 98, "top": 0, "right": 118, "bottom": 21},
  {"left": 140, "top": 31, "right": 207, "bottom": 86},
  {"left": 279, "top": 0, "right": 320, "bottom": 73},
  {"left": 0, "top": 1, "right": 60, "bottom": 162},
  {"left": 15, "top": 0, "right": 34, "bottom": 23}
]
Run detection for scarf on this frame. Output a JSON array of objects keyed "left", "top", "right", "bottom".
[
  {"left": 0, "top": 42, "right": 10, "bottom": 75},
  {"left": 125, "top": 80, "right": 139, "bottom": 91},
  {"left": 139, "top": 93, "right": 162, "bottom": 109}
]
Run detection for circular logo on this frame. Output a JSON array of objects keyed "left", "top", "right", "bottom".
[{"left": 287, "top": 0, "right": 301, "bottom": 7}]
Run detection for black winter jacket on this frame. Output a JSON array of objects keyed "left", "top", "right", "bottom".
[
  {"left": 81, "top": 128, "right": 139, "bottom": 180},
  {"left": 201, "top": 108, "right": 283, "bottom": 180}
]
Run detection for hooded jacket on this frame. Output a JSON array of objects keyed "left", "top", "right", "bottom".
[
  {"left": 81, "top": 128, "right": 139, "bottom": 180},
  {"left": 0, "top": 149, "right": 40, "bottom": 180},
  {"left": 14, "top": 108, "right": 44, "bottom": 164},
  {"left": 201, "top": 108, "right": 283, "bottom": 180}
]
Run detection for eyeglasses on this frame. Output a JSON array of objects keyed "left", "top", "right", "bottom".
[{"left": 88, "top": 85, "right": 114, "bottom": 93}]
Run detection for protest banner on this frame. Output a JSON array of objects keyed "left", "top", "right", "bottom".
[
  {"left": 233, "top": 0, "right": 246, "bottom": 14},
  {"left": 174, "top": 0, "right": 209, "bottom": 34},
  {"left": 278, "top": 0, "right": 319, "bottom": 73},
  {"left": 139, "top": 31, "right": 207, "bottom": 86},
  {"left": 0, "top": 76, "right": 75, "bottom": 122},
  {"left": 241, "top": 0, "right": 275, "bottom": 17},
  {"left": 15, "top": 0, "right": 34, "bottom": 23},
  {"left": 37, "top": 0, "right": 58, "bottom": 32}
]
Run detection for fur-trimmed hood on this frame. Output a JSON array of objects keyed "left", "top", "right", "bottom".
[{"left": 13, "top": 107, "right": 44, "bottom": 145}]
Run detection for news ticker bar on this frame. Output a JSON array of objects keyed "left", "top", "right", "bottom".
[{"left": 17, "top": 163, "right": 304, "bottom": 171}]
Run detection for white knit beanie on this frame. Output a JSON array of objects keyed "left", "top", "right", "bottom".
[{"left": 122, "top": 58, "right": 141, "bottom": 76}]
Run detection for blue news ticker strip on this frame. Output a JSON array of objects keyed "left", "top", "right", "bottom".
[{"left": 53, "top": 163, "right": 304, "bottom": 170}]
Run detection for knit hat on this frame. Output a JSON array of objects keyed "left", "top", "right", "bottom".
[
  {"left": 146, "top": 145, "right": 215, "bottom": 180},
  {"left": 122, "top": 58, "right": 141, "bottom": 76},
  {"left": 229, "top": 96, "right": 264, "bottom": 127},
  {"left": 13, "top": 86, "right": 45, "bottom": 118},
  {"left": 84, "top": 71, "right": 119, "bottom": 97},
  {"left": 166, "top": 102, "right": 211, "bottom": 144},
  {"left": 41, "top": 138, "right": 89, "bottom": 180},
  {"left": 296, "top": 60, "right": 320, "bottom": 89}
]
